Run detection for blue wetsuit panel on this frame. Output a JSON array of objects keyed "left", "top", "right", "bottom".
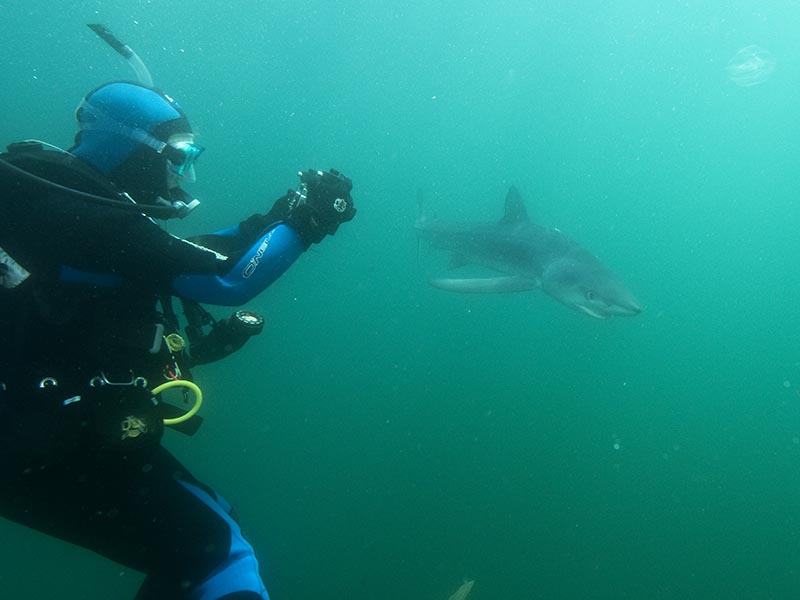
[
  {"left": 177, "top": 480, "right": 270, "bottom": 600},
  {"left": 172, "top": 224, "right": 304, "bottom": 306}
]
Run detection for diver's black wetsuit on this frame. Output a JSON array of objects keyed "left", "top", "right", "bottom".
[{"left": 0, "top": 145, "right": 301, "bottom": 599}]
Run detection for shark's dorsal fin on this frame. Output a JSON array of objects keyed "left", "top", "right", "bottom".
[{"left": 501, "top": 186, "right": 529, "bottom": 224}]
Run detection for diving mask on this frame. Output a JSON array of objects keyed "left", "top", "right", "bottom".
[{"left": 164, "top": 136, "right": 204, "bottom": 183}]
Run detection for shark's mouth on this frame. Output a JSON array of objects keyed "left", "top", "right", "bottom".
[
  {"left": 576, "top": 300, "right": 642, "bottom": 319},
  {"left": 577, "top": 305, "right": 610, "bottom": 319}
]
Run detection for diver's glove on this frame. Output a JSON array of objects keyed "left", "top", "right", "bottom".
[
  {"left": 285, "top": 169, "right": 356, "bottom": 246},
  {"left": 247, "top": 169, "right": 355, "bottom": 246}
]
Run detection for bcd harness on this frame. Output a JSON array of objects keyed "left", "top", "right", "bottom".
[{"left": 0, "top": 142, "right": 203, "bottom": 436}]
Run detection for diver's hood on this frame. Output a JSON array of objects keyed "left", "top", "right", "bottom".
[{"left": 70, "top": 81, "right": 193, "bottom": 205}]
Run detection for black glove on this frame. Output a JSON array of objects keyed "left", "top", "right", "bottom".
[
  {"left": 285, "top": 169, "right": 356, "bottom": 245},
  {"left": 184, "top": 304, "right": 265, "bottom": 366}
]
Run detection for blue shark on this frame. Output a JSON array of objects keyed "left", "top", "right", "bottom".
[{"left": 416, "top": 186, "right": 642, "bottom": 319}]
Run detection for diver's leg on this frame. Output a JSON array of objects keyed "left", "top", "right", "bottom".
[
  {"left": 0, "top": 440, "right": 269, "bottom": 600},
  {"left": 132, "top": 456, "right": 270, "bottom": 600}
]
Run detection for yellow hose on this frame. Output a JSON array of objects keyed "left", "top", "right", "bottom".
[{"left": 151, "top": 380, "right": 203, "bottom": 426}]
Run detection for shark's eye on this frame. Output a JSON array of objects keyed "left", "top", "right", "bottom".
[{"left": 585, "top": 290, "right": 596, "bottom": 301}]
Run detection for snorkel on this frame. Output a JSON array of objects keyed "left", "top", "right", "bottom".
[{"left": 88, "top": 24, "right": 154, "bottom": 87}]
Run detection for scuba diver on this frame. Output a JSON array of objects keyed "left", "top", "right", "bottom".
[{"left": 0, "top": 26, "right": 355, "bottom": 600}]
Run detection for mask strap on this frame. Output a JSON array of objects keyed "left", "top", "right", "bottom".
[{"left": 76, "top": 100, "right": 176, "bottom": 157}]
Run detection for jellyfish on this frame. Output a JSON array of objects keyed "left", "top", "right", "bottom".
[{"left": 726, "top": 45, "right": 776, "bottom": 87}]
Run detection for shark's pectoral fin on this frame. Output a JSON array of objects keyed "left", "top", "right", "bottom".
[{"left": 429, "top": 276, "right": 540, "bottom": 294}]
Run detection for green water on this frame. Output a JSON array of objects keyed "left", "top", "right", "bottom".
[{"left": 3, "top": 1, "right": 800, "bottom": 598}]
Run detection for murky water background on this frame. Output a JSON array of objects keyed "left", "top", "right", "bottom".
[{"left": 3, "top": 2, "right": 800, "bottom": 598}]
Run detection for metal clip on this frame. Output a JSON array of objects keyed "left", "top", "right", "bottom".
[
  {"left": 148, "top": 323, "right": 165, "bottom": 354},
  {"left": 38, "top": 377, "right": 58, "bottom": 388},
  {"left": 89, "top": 372, "right": 148, "bottom": 388}
]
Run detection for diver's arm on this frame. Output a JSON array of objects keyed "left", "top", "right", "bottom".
[
  {"left": 171, "top": 169, "right": 356, "bottom": 306},
  {"left": 171, "top": 222, "right": 305, "bottom": 306},
  {"left": 185, "top": 195, "right": 293, "bottom": 258}
]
